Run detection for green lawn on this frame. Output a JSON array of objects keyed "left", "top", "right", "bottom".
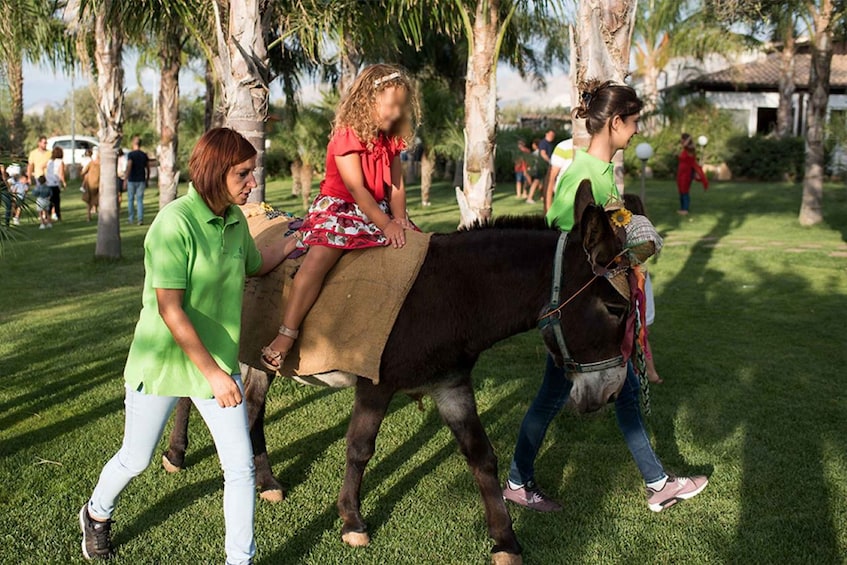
[{"left": 1, "top": 176, "right": 845, "bottom": 564}]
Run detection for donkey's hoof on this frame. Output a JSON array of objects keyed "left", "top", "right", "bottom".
[
  {"left": 491, "top": 551, "right": 522, "bottom": 565},
  {"left": 341, "top": 531, "right": 370, "bottom": 547},
  {"left": 259, "top": 488, "right": 284, "bottom": 503},
  {"left": 161, "top": 454, "right": 181, "bottom": 474}
]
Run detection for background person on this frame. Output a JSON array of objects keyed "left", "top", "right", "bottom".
[
  {"left": 78, "top": 128, "right": 295, "bottom": 564},
  {"left": 11, "top": 172, "right": 30, "bottom": 226},
  {"left": 544, "top": 137, "right": 575, "bottom": 212},
  {"left": 81, "top": 150, "right": 100, "bottom": 222},
  {"left": 676, "top": 133, "right": 708, "bottom": 215},
  {"left": 124, "top": 136, "right": 150, "bottom": 225},
  {"left": 45, "top": 146, "right": 66, "bottom": 221}
]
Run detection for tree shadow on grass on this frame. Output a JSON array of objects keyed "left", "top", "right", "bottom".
[{"left": 652, "top": 233, "right": 846, "bottom": 560}]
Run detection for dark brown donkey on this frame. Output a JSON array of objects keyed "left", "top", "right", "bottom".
[{"left": 163, "top": 182, "right": 636, "bottom": 564}]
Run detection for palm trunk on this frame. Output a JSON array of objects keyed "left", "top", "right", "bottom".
[
  {"left": 300, "top": 162, "right": 314, "bottom": 211},
  {"left": 204, "top": 58, "right": 217, "bottom": 131},
  {"left": 799, "top": 2, "right": 833, "bottom": 227},
  {"left": 290, "top": 159, "right": 302, "bottom": 196},
  {"left": 338, "top": 31, "right": 361, "bottom": 95},
  {"left": 642, "top": 57, "right": 660, "bottom": 135},
  {"left": 93, "top": 0, "right": 124, "bottom": 259},
  {"left": 421, "top": 151, "right": 434, "bottom": 205},
  {"left": 457, "top": 0, "right": 501, "bottom": 227},
  {"left": 7, "top": 55, "right": 24, "bottom": 157},
  {"left": 570, "top": 0, "right": 638, "bottom": 192},
  {"left": 157, "top": 26, "right": 181, "bottom": 208},
  {"left": 213, "top": 0, "right": 270, "bottom": 203},
  {"left": 776, "top": 21, "right": 796, "bottom": 138}
]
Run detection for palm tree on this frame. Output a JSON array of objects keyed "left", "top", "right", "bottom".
[
  {"left": 633, "top": 0, "right": 752, "bottom": 134},
  {"left": 799, "top": 0, "right": 844, "bottom": 226},
  {"left": 0, "top": 0, "right": 71, "bottom": 157},
  {"left": 570, "top": 0, "right": 638, "bottom": 189},
  {"left": 417, "top": 76, "right": 464, "bottom": 206}
]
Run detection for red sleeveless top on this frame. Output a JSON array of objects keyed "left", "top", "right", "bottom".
[{"left": 320, "top": 129, "right": 405, "bottom": 203}]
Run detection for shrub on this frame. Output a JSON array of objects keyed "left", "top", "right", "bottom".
[{"left": 725, "top": 135, "right": 805, "bottom": 181}]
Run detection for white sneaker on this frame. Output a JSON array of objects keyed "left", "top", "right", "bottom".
[
  {"left": 46, "top": 223, "right": 53, "bottom": 229},
  {"left": 12, "top": 217, "right": 19, "bottom": 225},
  {"left": 51, "top": 213, "right": 58, "bottom": 221},
  {"left": 39, "top": 224, "right": 46, "bottom": 230}
]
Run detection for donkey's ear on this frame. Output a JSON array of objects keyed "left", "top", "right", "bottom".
[
  {"left": 580, "top": 205, "right": 621, "bottom": 268},
  {"left": 572, "top": 179, "right": 595, "bottom": 230}
]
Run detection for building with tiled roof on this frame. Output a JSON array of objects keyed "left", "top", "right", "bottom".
[{"left": 675, "top": 41, "right": 847, "bottom": 136}]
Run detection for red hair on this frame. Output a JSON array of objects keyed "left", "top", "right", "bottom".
[{"left": 189, "top": 128, "right": 257, "bottom": 213}]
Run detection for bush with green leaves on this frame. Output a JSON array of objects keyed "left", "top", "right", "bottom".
[{"left": 725, "top": 135, "right": 805, "bottom": 181}]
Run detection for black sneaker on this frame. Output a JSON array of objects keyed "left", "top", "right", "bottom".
[{"left": 79, "top": 504, "right": 115, "bottom": 560}]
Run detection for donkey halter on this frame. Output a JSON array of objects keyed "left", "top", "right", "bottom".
[{"left": 537, "top": 232, "right": 628, "bottom": 373}]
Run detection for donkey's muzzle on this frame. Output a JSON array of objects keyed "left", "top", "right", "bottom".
[{"left": 566, "top": 365, "right": 627, "bottom": 413}]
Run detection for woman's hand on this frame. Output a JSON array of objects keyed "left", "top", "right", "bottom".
[
  {"left": 207, "top": 369, "right": 243, "bottom": 408},
  {"left": 383, "top": 220, "right": 406, "bottom": 248},
  {"left": 394, "top": 217, "right": 413, "bottom": 230}
]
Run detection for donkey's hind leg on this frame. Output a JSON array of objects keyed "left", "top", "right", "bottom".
[
  {"left": 338, "top": 378, "right": 395, "bottom": 548},
  {"left": 431, "top": 377, "right": 522, "bottom": 565},
  {"left": 162, "top": 397, "right": 193, "bottom": 472}
]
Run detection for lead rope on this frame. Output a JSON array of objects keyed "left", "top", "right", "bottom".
[{"left": 633, "top": 309, "right": 651, "bottom": 415}]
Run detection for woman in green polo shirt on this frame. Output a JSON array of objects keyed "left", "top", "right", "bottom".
[
  {"left": 503, "top": 80, "right": 708, "bottom": 514},
  {"left": 79, "top": 128, "right": 294, "bottom": 564}
]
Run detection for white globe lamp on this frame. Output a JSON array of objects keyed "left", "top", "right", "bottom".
[{"left": 634, "top": 142, "right": 654, "bottom": 202}]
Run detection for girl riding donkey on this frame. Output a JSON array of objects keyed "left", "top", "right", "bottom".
[{"left": 261, "top": 64, "right": 420, "bottom": 371}]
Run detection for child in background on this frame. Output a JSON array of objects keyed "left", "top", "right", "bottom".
[
  {"left": 11, "top": 173, "right": 30, "bottom": 226},
  {"left": 34, "top": 175, "right": 52, "bottom": 229},
  {"left": 623, "top": 193, "right": 663, "bottom": 384},
  {"left": 260, "top": 64, "right": 420, "bottom": 371},
  {"left": 524, "top": 140, "right": 543, "bottom": 204},
  {"left": 676, "top": 133, "right": 708, "bottom": 215},
  {"left": 514, "top": 140, "right": 531, "bottom": 199}
]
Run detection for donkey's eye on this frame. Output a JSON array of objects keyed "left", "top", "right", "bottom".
[{"left": 605, "top": 303, "right": 628, "bottom": 318}]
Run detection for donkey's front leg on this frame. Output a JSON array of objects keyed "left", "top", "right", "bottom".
[
  {"left": 338, "top": 378, "right": 394, "bottom": 547},
  {"left": 242, "top": 365, "right": 284, "bottom": 502},
  {"left": 431, "top": 378, "right": 522, "bottom": 565},
  {"left": 162, "top": 397, "right": 193, "bottom": 472}
]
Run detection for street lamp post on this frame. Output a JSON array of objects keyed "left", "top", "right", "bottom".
[
  {"left": 698, "top": 135, "right": 708, "bottom": 165},
  {"left": 635, "top": 142, "right": 654, "bottom": 203}
]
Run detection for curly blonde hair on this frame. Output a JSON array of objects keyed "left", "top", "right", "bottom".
[{"left": 333, "top": 64, "right": 420, "bottom": 149}]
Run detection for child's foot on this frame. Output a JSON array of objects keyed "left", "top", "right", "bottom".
[{"left": 260, "top": 326, "right": 300, "bottom": 371}]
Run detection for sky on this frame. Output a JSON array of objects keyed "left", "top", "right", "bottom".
[{"left": 21, "top": 50, "right": 573, "bottom": 116}]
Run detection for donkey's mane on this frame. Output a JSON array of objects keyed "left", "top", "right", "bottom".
[{"left": 457, "top": 215, "right": 554, "bottom": 233}]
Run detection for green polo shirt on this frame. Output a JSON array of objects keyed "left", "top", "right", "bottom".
[
  {"left": 124, "top": 184, "right": 263, "bottom": 398},
  {"left": 546, "top": 149, "right": 619, "bottom": 231}
]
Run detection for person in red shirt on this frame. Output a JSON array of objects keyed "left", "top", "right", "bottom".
[
  {"left": 676, "top": 133, "right": 708, "bottom": 215},
  {"left": 261, "top": 64, "right": 420, "bottom": 371}
]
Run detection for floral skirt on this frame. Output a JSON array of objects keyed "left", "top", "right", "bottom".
[{"left": 299, "top": 194, "right": 418, "bottom": 250}]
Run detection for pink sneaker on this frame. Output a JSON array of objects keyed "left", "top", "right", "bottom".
[
  {"left": 502, "top": 481, "right": 562, "bottom": 512},
  {"left": 646, "top": 475, "right": 709, "bottom": 512}
]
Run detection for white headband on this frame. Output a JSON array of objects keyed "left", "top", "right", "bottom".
[{"left": 374, "top": 72, "right": 401, "bottom": 87}]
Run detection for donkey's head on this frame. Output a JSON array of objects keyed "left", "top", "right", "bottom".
[{"left": 540, "top": 180, "right": 643, "bottom": 412}]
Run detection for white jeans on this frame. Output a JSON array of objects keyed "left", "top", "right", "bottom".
[{"left": 88, "top": 376, "right": 255, "bottom": 565}]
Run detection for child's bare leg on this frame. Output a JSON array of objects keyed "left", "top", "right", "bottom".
[
  {"left": 526, "top": 180, "right": 539, "bottom": 202},
  {"left": 262, "top": 245, "right": 344, "bottom": 367},
  {"left": 644, "top": 339, "right": 663, "bottom": 384},
  {"left": 515, "top": 181, "right": 522, "bottom": 198}
]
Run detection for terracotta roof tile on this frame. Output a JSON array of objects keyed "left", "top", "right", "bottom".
[{"left": 688, "top": 53, "right": 847, "bottom": 91}]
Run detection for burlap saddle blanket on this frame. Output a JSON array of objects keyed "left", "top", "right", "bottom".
[{"left": 238, "top": 204, "right": 432, "bottom": 384}]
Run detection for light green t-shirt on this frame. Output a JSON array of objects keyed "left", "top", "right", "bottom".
[
  {"left": 124, "top": 184, "right": 263, "bottom": 398},
  {"left": 545, "top": 149, "right": 619, "bottom": 231}
]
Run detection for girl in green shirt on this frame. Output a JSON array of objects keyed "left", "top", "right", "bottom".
[
  {"left": 505, "top": 80, "right": 709, "bottom": 514},
  {"left": 79, "top": 128, "right": 294, "bottom": 564}
]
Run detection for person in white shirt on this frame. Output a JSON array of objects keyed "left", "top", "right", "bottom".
[{"left": 543, "top": 138, "right": 574, "bottom": 212}]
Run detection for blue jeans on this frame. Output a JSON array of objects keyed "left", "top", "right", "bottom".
[
  {"left": 88, "top": 376, "right": 255, "bottom": 565},
  {"left": 126, "top": 181, "right": 146, "bottom": 222},
  {"left": 508, "top": 357, "right": 666, "bottom": 486},
  {"left": 679, "top": 192, "right": 691, "bottom": 211}
]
